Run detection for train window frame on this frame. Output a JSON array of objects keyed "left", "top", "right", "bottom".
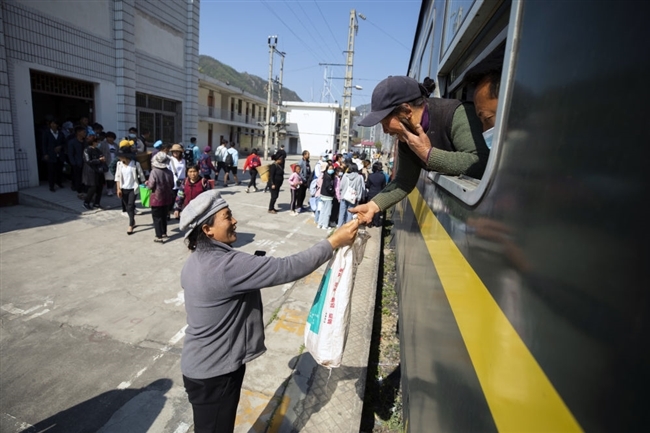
[{"left": 425, "top": 0, "right": 522, "bottom": 206}]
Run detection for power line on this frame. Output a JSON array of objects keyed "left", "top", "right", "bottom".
[
  {"left": 364, "top": 17, "right": 411, "bottom": 50},
  {"left": 283, "top": 1, "right": 338, "bottom": 62},
  {"left": 313, "top": 0, "right": 344, "bottom": 55},
  {"left": 294, "top": 1, "right": 340, "bottom": 63},
  {"left": 259, "top": 0, "right": 322, "bottom": 64}
]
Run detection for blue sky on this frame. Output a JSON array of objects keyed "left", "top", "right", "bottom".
[{"left": 199, "top": 0, "right": 422, "bottom": 108}]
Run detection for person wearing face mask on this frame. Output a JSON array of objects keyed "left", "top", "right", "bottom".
[
  {"left": 127, "top": 127, "right": 145, "bottom": 153},
  {"left": 463, "top": 53, "right": 503, "bottom": 149},
  {"left": 350, "top": 73, "right": 492, "bottom": 225}
]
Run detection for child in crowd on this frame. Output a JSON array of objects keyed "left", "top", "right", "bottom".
[
  {"left": 146, "top": 152, "right": 175, "bottom": 243},
  {"left": 198, "top": 146, "right": 216, "bottom": 180},
  {"left": 173, "top": 165, "right": 212, "bottom": 219},
  {"left": 288, "top": 165, "right": 302, "bottom": 216}
]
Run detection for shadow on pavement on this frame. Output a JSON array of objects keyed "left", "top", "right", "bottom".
[{"left": 21, "top": 379, "right": 173, "bottom": 433}]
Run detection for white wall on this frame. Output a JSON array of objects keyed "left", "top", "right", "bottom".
[
  {"left": 285, "top": 106, "right": 337, "bottom": 156},
  {"left": 16, "top": 0, "right": 112, "bottom": 40},
  {"left": 134, "top": 9, "right": 184, "bottom": 68}
]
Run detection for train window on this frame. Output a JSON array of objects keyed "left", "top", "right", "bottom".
[
  {"left": 423, "top": 0, "right": 519, "bottom": 206},
  {"left": 442, "top": 0, "right": 477, "bottom": 55}
]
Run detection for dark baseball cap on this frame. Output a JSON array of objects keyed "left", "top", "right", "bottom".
[{"left": 358, "top": 76, "right": 423, "bottom": 127}]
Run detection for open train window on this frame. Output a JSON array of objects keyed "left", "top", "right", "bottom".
[{"left": 423, "top": 0, "right": 521, "bottom": 206}]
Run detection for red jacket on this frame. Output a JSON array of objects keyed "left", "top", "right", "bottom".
[{"left": 175, "top": 177, "right": 211, "bottom": 211}]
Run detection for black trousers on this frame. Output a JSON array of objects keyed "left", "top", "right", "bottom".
[
  {"left": 151, "top": 206, "right": 168, "bottom": 238},
  {"left": 84, "top": 173, "right": 105, "bottom": 206},
  {"left": 47, "top": 160, "right": 63, "bottom": 189},
  {"left": 247, "top": 169, "right": 258, "bottom": 189},
  {"left": 269, "top": 186, "right": 280, "bottom": 210},
  {"left": 296, "top": 183, "right": 307, "bottom": 208},
  {"left": 121, "top": 188, "right": 136, "bottom": 226},
  {"left": 71, "top": 165, "right": 83, "bottom": 192},
  {"left": 183, "top": 364, "right": 246, "bottom": 433}
]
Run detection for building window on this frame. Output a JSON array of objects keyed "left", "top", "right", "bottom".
[{"left": 136, "top": 92, "right": 181, "bottom": 143}]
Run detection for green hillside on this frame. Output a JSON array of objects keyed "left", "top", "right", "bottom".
[{"left": 198, "top": 54, "right": 302, "bottom": 102}]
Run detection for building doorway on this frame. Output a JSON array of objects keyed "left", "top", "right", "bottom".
[
  {"left": 289, "top": 137, "right": 298, "bottom": 154},
  {"left": 30, "top": 71, "right": 94, "bottom": 181}
]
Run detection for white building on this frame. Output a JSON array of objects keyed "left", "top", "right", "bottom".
[
  {"left": 282, "top": 101, "right": 352, "bottom": 157},
  {"left": 197, "top": 74, "right": 268, "bottom": 153},
  {"left": 0, "top": 0, "right": 199, "bottom": 204}
]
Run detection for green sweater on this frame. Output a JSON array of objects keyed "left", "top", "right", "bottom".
[{"left": 373, "top": 103, "right": 489, "bottom": 211}]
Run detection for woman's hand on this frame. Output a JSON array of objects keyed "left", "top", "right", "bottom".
[
  {"left": 349, "top": 201, "right": 380, "bottom": 225},
  {"left": 399, "top": 121, "right": 431, "bottom": 164},
  {"left": 117, "top": 189, "right": 122, "bottom": 198},
  {"left": 271, "top": 184, "right": 276, "bottom": 190},
  {"left": 328, "top": 219, "right": 359, "bottom": 249}
]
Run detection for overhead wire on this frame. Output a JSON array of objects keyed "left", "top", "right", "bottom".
[
  {"left": 363, "top": 17, "right": 411, "bottom": 50},
  {"left": 291, "top": 1, "right": 340, "bottom": 63}
]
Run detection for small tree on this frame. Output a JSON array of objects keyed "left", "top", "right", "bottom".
[{"left": 375, "top": 141, "right": 382, "bottom": 153}]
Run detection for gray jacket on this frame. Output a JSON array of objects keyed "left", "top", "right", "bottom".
[{"left": 180, "top": 238, "right": 333, "bottom": 379}]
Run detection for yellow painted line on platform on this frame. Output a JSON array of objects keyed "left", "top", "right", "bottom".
[
  {"left": 408, "top": 190, "right": 582, "bottom": 432},
  {"left": 267, "top": 395, "right": 291, "bottom": 433}
]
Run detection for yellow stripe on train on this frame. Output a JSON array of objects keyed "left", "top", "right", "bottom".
[{"left": 408, "top": 189, "right": 582, "bottom": 432}]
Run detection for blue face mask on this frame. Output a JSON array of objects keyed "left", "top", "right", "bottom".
[
  {"left": 327, "top": 169, "right": 334, "bottom": 175},
  {"left": 482, "top": 127, "right": 494, "bottom": 149},
  {"left": 129, "top": 133, "right": 136, "bottom": 138}
]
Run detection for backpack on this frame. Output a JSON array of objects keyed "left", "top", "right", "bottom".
[
  {"left": 199, "top": 154, "right": 212, "bottom": 175},
  {"left": 184, "top": 148, "right": 194, "bottom": 166},
  {"left": 250, "top": 155, "right": 261, "bottom": 168},
  {"left": 225, "top": 151, "right": 234, "bottom": 166}
]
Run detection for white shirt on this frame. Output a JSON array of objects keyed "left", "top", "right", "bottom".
[
  {"left": 215, "top": 145, "right": 228, "bottom": 162},
  {"left": 115, "top": 161, "right": 142, "bottom": 190},
  {"left": 169, "top": 157, "right": 186, "bottom": 189}
]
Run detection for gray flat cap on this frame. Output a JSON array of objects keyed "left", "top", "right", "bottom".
[{"left": 179, "top": 190, "right": 229, "bottom": 239}]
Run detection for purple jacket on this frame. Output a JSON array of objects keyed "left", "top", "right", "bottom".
[{"left": 146, "top": 166, "right": 175, "bottom": 207}]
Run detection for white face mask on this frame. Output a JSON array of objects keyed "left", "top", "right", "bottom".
[{"left": 482, "top": 127, "right": 494, "bottom": 150}]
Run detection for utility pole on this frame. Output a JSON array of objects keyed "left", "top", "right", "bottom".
[
  {"left": 273, "top": 51, "right": 285, "bottom": 151},
  {"left": 263, "top": 35, "right": 277, "bottom": 161},
  {"left": 338, "top": 10, "right": 365, "bottom": 153}
]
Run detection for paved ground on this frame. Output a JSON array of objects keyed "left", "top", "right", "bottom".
[{"left": 0, "top": 154, "right": 380, "bottom": 432}]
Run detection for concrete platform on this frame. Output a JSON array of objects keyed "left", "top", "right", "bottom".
[{"left": 1, "top": 153, "right": 381, "bottom": 433}]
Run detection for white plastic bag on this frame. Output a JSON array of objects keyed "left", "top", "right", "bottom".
[{"left": 304, "top": 230, "right": 369, "bottom": 368}]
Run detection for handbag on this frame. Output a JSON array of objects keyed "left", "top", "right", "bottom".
[{"left": 138, "top": 184, "right": 151, "bottom": 208}]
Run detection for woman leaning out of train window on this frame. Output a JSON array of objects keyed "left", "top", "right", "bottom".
[{"left": 350, "top": 75, "right": 490, "bottom": 225}]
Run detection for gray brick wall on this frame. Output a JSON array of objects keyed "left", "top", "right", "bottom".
[
  {"left": 114, "top": 0, "right": 137, "bottom": 135},
  {"left": 2, "top": 2, "right": 116, "bottom": 82},
  {"left": 0, "top": 5, "right": 18, "bottom": 195},
  {"left": 183, "top": 0, "right": 200, "bottom": 140}
]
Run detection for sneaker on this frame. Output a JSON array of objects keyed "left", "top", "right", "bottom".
[
  {"left": 107, "top": 191, "right": 114, "bottom": 197},
  {"left": 134, "top": 209, "right": 142, "bottom": 215},
  {"left": 268, "top": 209, "right": 277, "bottom": 214},
  {"left": 290, "top": 211, "right": 297, "bottom": 216},
  {"left": 245, "top": 188, "right": 249, "bottom": 193},
  {"left": 92, "top": 204, "right": 102, "bottom": 210},
  {"left": 82, "top": 202, "right": 92, "bottom": 210},
  {"left": 154, "top": 237, "right": 163, "bottom": 243},
  {"left": 121, "top": 211, "right": 129, "bottom": 217}
]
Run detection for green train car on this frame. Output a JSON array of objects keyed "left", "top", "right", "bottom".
[{"left": 395, "top": 0, "right": 649, "bottom": 431}]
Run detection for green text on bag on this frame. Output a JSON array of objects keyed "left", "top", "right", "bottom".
[{"left": 306, "top": 269, "right": 331, "bottom": 335}]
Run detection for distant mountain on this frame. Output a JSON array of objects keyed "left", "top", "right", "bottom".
[{"left": 198, "top": 54, "right": 302, "bottom": 103}]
